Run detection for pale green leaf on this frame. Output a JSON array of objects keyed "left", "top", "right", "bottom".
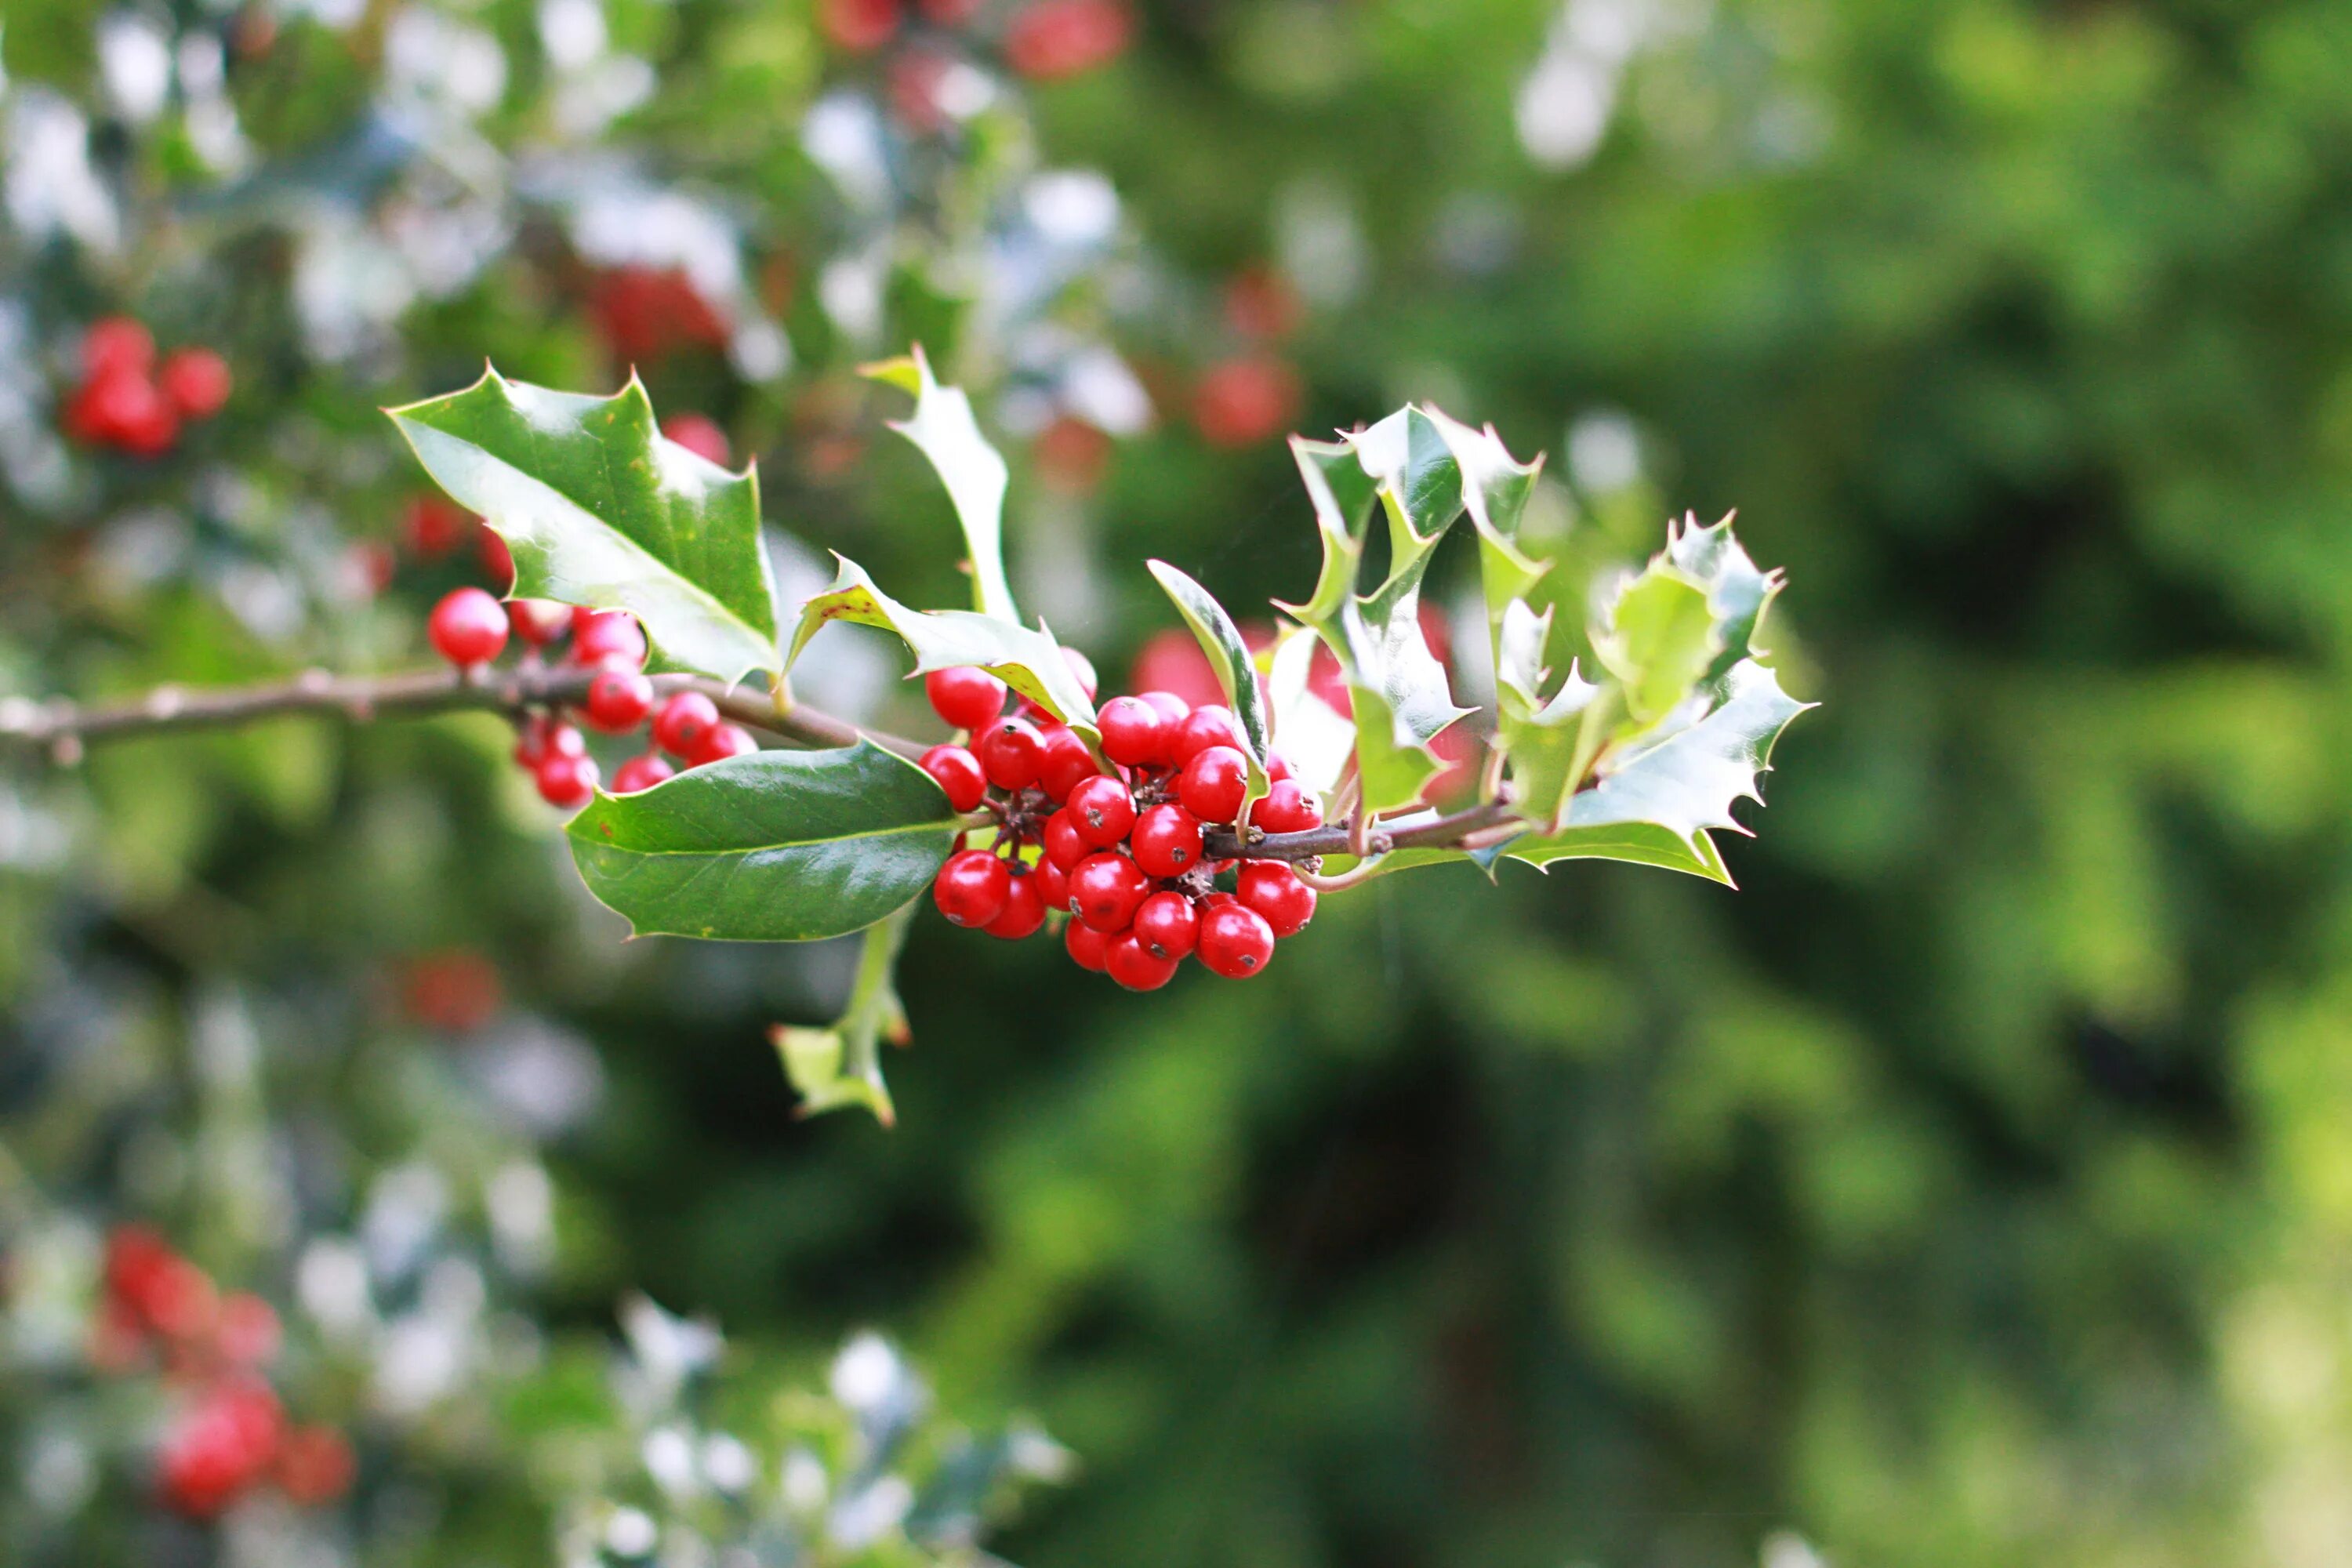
[
  {"left": 1146, "top": 561, "right": 1272, "bottom": 807},
  {"left": 1594, "top": 562, "right": 1721, "bottom": 725},
  {"left": 864, "top": 347, "right": 1016, "bottom": 622}
]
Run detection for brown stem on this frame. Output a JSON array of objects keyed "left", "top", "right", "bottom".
[
  {"left": 0, "top": 666, "right": 920, "bottom": 761},
  {"left": 1202, "top": 800, "right": 1520, "bottom": 865}
]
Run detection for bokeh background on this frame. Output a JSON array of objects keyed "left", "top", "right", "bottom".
[{"left": 7, "top": 0, "right": 2352, "bottom": 1564}]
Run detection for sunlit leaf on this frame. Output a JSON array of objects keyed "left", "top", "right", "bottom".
[
  {"left": 1147, "top": 561, "right": 1272, "bottom": 807},
  {"left": 863, "top": 347, "right": 1018, "bottom": 622}
]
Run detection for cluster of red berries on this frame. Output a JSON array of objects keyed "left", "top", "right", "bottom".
[
  {"left": 63, "top": 317, "right": 233, "bottom": 457},
  {"left": 824, "top": 0, "right": 1133, "bottom": 83},
  {"left": 425, "top": 587, "right": 757, "bottom": 810},
  {"left": 96, "top": 1226, "right": 354, "bottom": 1519},
  {"left": 917, "top": 662, "right": 1323, "bottom": 991}
]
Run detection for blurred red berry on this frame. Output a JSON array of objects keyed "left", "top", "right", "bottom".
[
  {"left": 535, "top": 752, "right": 600, "bottom": 810},
  {"left": 158, "top": 348, "right": 233, "bottom": 419},
  {"left": 400, "top": 949, "right": 503, "bottom": 1033},
  {"left": 611, "top": 753, "right": 677, "bottom": 794},
  {"left": 1004, "top": 0, "right": 1132, "bottom": 80},
  {"left": 1033, "top": 415, "right": 1112, "bottom": 494},
  {"left": 919, "top": 0, "right": 982, "bottom": 21},
  {"left": 402, "top": 495, "right": 472, "bottom": 559},
  {"left": 274, "top": 1425, "right": 356, "bottom": 1506},
  {"left": 215, "top": 1293, "right": 281, "bottom": 1366},
  {"left": 688, "top": 723, "right": 758, "bottom": 766},
  {"left": 1223, "top": 266, "right": 1301, "bottom": 341},
  {"left": 477, "top": 524, "right": 516, "bottom": 591},
  {"left": 652, "top": 691, "right": 721, "bottom": 757},
  {"left": 507, "top": 598, "right": 571, "bottom": 644},
  {"left": 1192, "top": 354, "right": 1302, "bottom": 447},
  {"left": 428, "top": 587, "right": 510, "bottom": 667},
  {"left": 584, "top": 666, "right": 656, "bottom": 732},
  {"left": 661, "top": 413, "right": 731, "bottom": 466},
  {"left": 822, "top": 0, "right": 899, "bottom": 49},
  {"left": 82, "top": 315, "right": 155, "bottom": 379},
  {"left": 586, "top": 266, "right": 728, "bottom": 364},
  {"left": 158, "top": 1380, "right": 282, "bottom": 1518}
]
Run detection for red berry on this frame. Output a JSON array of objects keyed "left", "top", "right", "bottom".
[
  {"left": 274, "top": 1426, "right": 355, "bottom": 1506},
  {"left": 1265, "top": 750, "right": 1294, "bottom": 782},
  {"left": 1249, "top": 779, "right": 1323, "bottom": 834},
  {"left": 428, "top": 586, "right": 510, "bottom": 666},
  {"left": 1096, "top": 695, "right": 1165, "bottom": 768},
  {"left": 1065, "top": 919, "right": 1112, "bottom": 972},
  {"left": 67, "top": 368, "right": 178, "bottom": 454},
  {"left": 507, "top": 598, "right": 570, "bottom": 644},
  {"left": 1177, "top": 745, "right": 1250, "bottom": 822},
  {"left": 1068, "top": 851, "right": 1150, "bottom": 932},
  {"left": 688, "top": 723, "right": 758, "bottom": 766},
  {"left": 1065, "top": 775, "right": 1135, "bottom": 848},
  {"left": 1036, "top": 724, "right": 1100, "bottom": 802},
  {"left": 544, "top": 723, "right": 589, "bottom": 760},
  {"left": 1004, "top": 0, "right": 1133, "bottom": 81},
  {"left": 158, "top": 1380, "right": 282, "bottom": 1518},
  {"left": 918, "top": 746, "right": 985, "bottom": 811},
  {"left": 661, "top": 412, "right": 731, "bottom": 466},
  {"left": 1139, "top": 691, "right": 1192, "bottom": 751},
  {"left": 83, "top": 315, "right": 155, "bottom": 379},
  {"left": 652, "top": 691, "right": 720, "bottom": 757},
  {"left": 535, "top": 752, "right": 599, "bottom": 810},
  {"left": 1033, "top": 855, "right": 1071, "bottom": 912},
  {"left": 1061, "top": 645, "right": 1100, "bottom": 701},
  {"left": 1131, "top": 891, "right": 1200, "bottom": 961},
  {"left": 1043, "top": 809, "right": 1087, "bottom": 869},
  {"left": 975, "top": 715, "right": 1047, "bottom": 790},
  {"left": 1129, "top": 804, "right": 1203, "bottom": 878},
  {"left": 1193, "top": 354, "right": 1302, "bottom": 448},
  {"left": 158, "top": 348, "right": 232, "bottom": 419},
  {"left": 479, "top": 525, "right": 516, "bottom": 592},
  {"left": 584, "top": 667, "right": 655, "bottom": 732},
  {"left": 1237, "top": 860, "right": 1316, "bottom": 937},
  {"left": 934, "top": 848, "right": 1011, "bottom": 927},
  {"left": 1105, "top": 931, "right": 1180, "bottom": 991},
  {"left": 404, "top": 495, "right": 470, "bottom": 558},
  {"left": 571, "top": 607, "right": 646, "bottom": 668},
  {"left": 513, "top": 719, "right": 550, "bottom": 769},
  {"left": 1198, "top": 903, "right": 1276, "bottom": 978},
  {"left": 612, "top": 753, "right": 675, "bottom": 794},
  {"left": 822, "top": 0, "right": 899, "bottom": 50},
  {"left": 216, "top": 1292, "right": 281, "bottom": 1365},
  {"left": 925, "top": 666, "right": 1007, "bottom": 730},
  {"left": 985, "top": 871, "right": 1047, "bottom": 939},
  {"left": 1169, "top": 704, "right": 1243, "bottom": 766}
]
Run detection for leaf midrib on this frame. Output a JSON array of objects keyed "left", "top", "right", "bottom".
[{"left": 587, "top": 815, "right": 958, "bottom": 858}]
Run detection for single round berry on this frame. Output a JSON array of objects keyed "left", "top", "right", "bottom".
[
  {"left": 1178, "top": 745, "right": 1250, "bottom": 822},
  {"left": 1237, "top": 860, "right": 1317, "bottom": 937},
  {"left": 158, "top": 348, "right": 232, "bottom": 419},
  {"left": 1043, "top": 809, "right": 1088, "bottom": 869},
  {"left": 508, "top": 598, "right": 571, "bottom": 644},
  {"left": 427, "top": 586, "right": 510, "bottom": 667},
  {"left": 1033, "top": 855, "right": 1071, "bottom": 913},
  {"left": 1105, "top": 931, "right": 1181, "bottom": 992},
  {"left": 985, "top": 871, "right": 1047, "bottom": 939},
  {"left": 1249, "top": 779, "right": 1323, "bottom": 834},
  {"left": 1065, "top": 918, "right": 1112, "bottom": 972},
  {"left": 584, "top": 667, "right": 656, "bottom": 732},
  {"left": 1036, "top": 724, "right": 1100, "bottom": 802},
  {"left": 1265, "top": 750, "right": 1294, "bottom": 783},
  {"left": 83, "top": 316, "right": 155, "bottom": 379},
  {"left": 1129, "top": 804, "right": 1203, "bottom": 879},
  {"left": 1061, "top": 645, "right": 1099, "bottom": 701},
  {"left": 535, "top": 752, "right": 600, "bottom": 811},
  {"left": 514, "top": 720, "right": 550, "bottom": 769},
  {"left": 1066, "top": 775, "right": 1136, "bottom": 848},
  {"left": 1096, "top": 695, "right": 1165, "bottom": 768},
  {"left": 1170, "top": 704, "right": 1245, "bottom": 766},
  {"left": 612, "top": 753, "right": 676, "bottom": 794},
  {"left": 688, "top": 723, "right": 758, "bottom": 766},
  {"left": 571, "top": 608, "right": 646, "bottom": 669},
  {"left": 926, "top": 666, "right": 1007, "bottom": 730},
  {"left": 1140, "top": 689, "right": 1192, "bottom": 731},
  {"left": 652, "top": 691, "right": 720, "bottom": 757},
  {"left": 661, "top": 412, "right": 731, "bottom": 466},
  {"left": 1198, "top": 903, "right": 1276, "bottom": 978},
  {"left": 1068, "top": 851, "right": 1150, "bottom": 932},
  {"left": 545, "top": 723, "right": 588, "bottom": 759},
  {"left": 1131, "top": 890, "right": 1200, "bottom": 961},
  {"left": 975, "top": 715, "right": 1047, "bottom": 791},
  {"left": 919, "top": 744, "right": 988, "bottom": 811},
  {"left": 933, "top": 848, "right": 1011, "bottom": 927}
]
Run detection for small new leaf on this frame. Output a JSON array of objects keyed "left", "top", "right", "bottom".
[
  {"left": 390, "top": 369, "right": 782, "bottom": 684},
  {"left": 863, "top": 347, "right": 1018, "bottom": 623},
  {"left": 770, "top": 902, "right": 916, "bottom": 1126},
  {"left": 1664, "top": 511, "right": 1784, "bottom": 695},
  {"left": 1593, "top": 561, "right": 1721, "bottom": 727},
  {"left": 567, "top": 741, "right": 963, "bottom": 941}
]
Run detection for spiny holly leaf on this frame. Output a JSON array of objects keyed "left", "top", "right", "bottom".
[
  {"left": 863, "top": 348, "right": 1018, "bottom": 622},
  {"left": 787, "top": 557, "right": 1099, "bottom": 735},
  {"left": 1494, "top": 600, "right": 1603, "bottom": 827},
  {"left": 390, "top": 369, "right": 782, "bottom": 684},
  {"left": 566, "top": 741, "right": 964, "bottom": 942},
  {"left": 1593, "top": 561, "right": 1722, "bottom": 727},
  {"left": 1427, "top": 408, "right": 1548, "bottom": 660},
  {"left": 1147, "top": 562, "right": 1272, "bottom": 804},
  {"left": 771, "top": 903, "right": 915, "bottom": 1125},
  {"left": 1261, "top": 624, "right": 1356, "bottom": 794},
  {"left": 1285, "top": 436, "right": 1381, "bottom": 628},
  {"left": 1504, "top": 659, "right": 1810, "bottom": 884},
  {"left": 1664, "top": 512, "right": 1784, "bottom": 696}
]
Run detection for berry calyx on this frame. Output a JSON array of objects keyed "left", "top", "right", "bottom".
[
  {"left": 652, "top": 691, "right": 721, "bottom": 757},
  {"left": 1065, "top": 919, "right": 1112, "bottom": 972},
  {"left": 583, "top": 667, "right": 656, "bottom": 732},
  {"left": 1131, "top": 891, "right": 1200, "bottom": 961},
  {"left": 1065, "top": 775, "right": 1136, "bottom": 848},
  {"left": 925, "top": 666, "right": 1007, "bottom": 730},
  {"left": 1177, "top": 745, "right": 1250, "bottom": 822},
  {"left": 688, "top": 724, "right": 758, "bottom": 766},
  {"left": 535, "top": 752, "right": 599, "bottom": 811},
  {"left": 985, "top": 871, "right": 1047, "bottom": 939},
  {"left": 1036, "top": 724, "right": 1100, "bottom": 801},
  {"left": 1068, "top": 851, "right": 1150, "bottom": 931},
  {"left": 919, "top": 744, "right": 988, "bottom": 811},
  {"left": 975, "top": 715, "right": 1047, "bottom": 790},
  {"left": 1237, "top": 860, "right": 1316, "bottom": 937},
  {"left": 1096, "top": 695, "right": 1165, "bottom": 768},
  {"left": 1129, "top": 803, "right": 1203, "bottom": 878},
  {"left": 427, "top": 587, "right": 510, "bottom": 667},
  {"left": 933, "top": 848, "right": 1011, "bottom": 927},
  {"left": 1197, "top": 903, "right": 1276, "bottom": 978},
  {"left": 1249, "top": 779, "right": 1323, "bottom": 834},
  {"left": 571, "top": 608, "right": 646, "bottom": 669},
  {"left": 612, "top": 753, "right": 676, "bottom": 794},
  {"left": 1105, "top": 931, "right": 1181, "bottom": 991}
]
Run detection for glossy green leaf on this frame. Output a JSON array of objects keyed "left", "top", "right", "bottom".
[
  {"left": 1146, "top": 561, "right": 1272, "bottom": 804},
  {"left": 786, "top": 557, "right": 1099, "bottom": 735},
  {"left": 566, "top": 741, "right": 962, "bottom": 941},
  {"left": 1594, "top": 561, "right": 1722, "bottom": 726},
  {"left": 863, "top": 347, "right": 1018, "bottom": 622},
  {"left": 389, "top": 369, "right": 782, "bottom": 684}
]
